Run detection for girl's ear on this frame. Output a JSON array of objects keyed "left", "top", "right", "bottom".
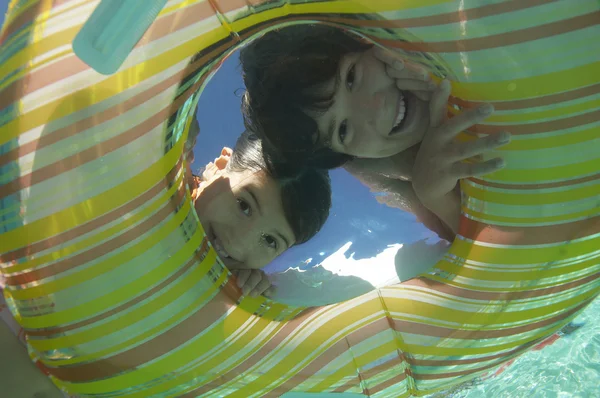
[{"left": 214, "top": 147, "right": 233, "bottom": 170}]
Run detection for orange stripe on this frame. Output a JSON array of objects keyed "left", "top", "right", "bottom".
[
  {"left": 450, "top": 82, "right": 600, "bottom": 112},
  {"left": 3, "top": 183, "right": 187, "bottom": 286},
  {"left": 405, "top": 272, "right": 600, "bottom": 302},
  {"left": 323, "top": 0, "right": 558, "bottom": 29},
  {"left": 178, "top": 306, "right": 326, "bottom": 397},
  {"left": 41, "top": 280, "right": 243, "bottom": 382},
  {"left": 376, "top": 11, "right": 600, "bottom": 53},
  {"left": 469, "top": 172, "right": 600, "bottom": 190},
  {"left": 267, "top": 319, "right": 393, "bottom": 397},
  {"left": 0, "top": 63, "right": 214, "bottom": 200},
  {"left": 459, "top": 214, "right": 600, "bottom": 245},
  {"left": 0, "top": 160, "right": 181, "bottom": 263},
  {"left": 0, "top": 65, "right": 188, "bottom": 168},
  {"left": 468, "top": 108, "right": 600, "bottom": 135},
  {"left": 25, "top": 238, "right": 209, "bottom": 336},
  {"left": 0, "top": 0, "right": 219, "bottom": 108},
  {"left": 391, "top": 299, "right": 588, "bottom": 340},
  {"left": 0, "top": 0, "right": 77, "bottom": 45}
]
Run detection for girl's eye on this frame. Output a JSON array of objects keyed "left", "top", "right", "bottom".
[
  {"left": 346, "top": 64, "right": 356, "bottom": 89},
  {"left": 338, "top": 120, "right": 348, "bottom": 144},
  {"left": 262, "top": 234, "right": 277, "bottom": 250},
  {"left": 237, "top": 199, "right": 251, "bottom": 216}
]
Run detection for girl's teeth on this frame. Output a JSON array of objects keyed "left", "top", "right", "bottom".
[{"left": 393, "top": 95, "right": 406, "bottom": 129}]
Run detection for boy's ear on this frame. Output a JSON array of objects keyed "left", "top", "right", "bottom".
[{"left": 214, "top": 147, "right": 233, "bottom": 170}]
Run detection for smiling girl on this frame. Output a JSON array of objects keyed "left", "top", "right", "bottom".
[{"left": 240, "top": 24, "right": 511, "bottom": 241}]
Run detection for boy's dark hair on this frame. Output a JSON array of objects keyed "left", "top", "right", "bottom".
[
  {"left": 228, "top": 130, "right": 332, "bottom": 245},
  {"left": 240, "top": 24, "right": 372, "bottom": 169}
]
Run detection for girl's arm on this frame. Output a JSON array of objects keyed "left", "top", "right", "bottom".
[{"left": 344, "top": 161, "right": 456, "bottom": 242}]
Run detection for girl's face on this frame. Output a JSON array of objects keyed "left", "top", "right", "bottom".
[
  {"left": 311, "top": 48, "right": 430, "bottom": 158},
  {"left": 193, "top": 149, "right": 295, "bottom": 270}
]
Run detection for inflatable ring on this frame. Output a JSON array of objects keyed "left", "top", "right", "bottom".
[{"left": 1, "top": 1, "right": 599, "bottom": 396}]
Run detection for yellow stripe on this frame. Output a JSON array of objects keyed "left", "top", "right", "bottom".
[
  {"left": 0, "top": 48, "right": 71, "bottom": 91},
  {"left": 15, "top": 197, "right": 193, "bottom": 314},
  {"left": 3, "top": 173, "right": 184, "bottom": 274},
  {"left": 246, "top": 305, "right": 391, "bottom": 395},
  {"left": 500, "top": 126, "right": 600, "bottom": 151},
  {"left": 309, "top": 339, "right": 397, "bottom": 392},
  {"left": 2, "top": 0, "right": 41, "bottom": 31},
  {"left": 0, "top": 26, "right": 229, "bottom": 145},
  {"left": 214, "top": 305, "right": 353, "bottom": 395},
  {"left": 59, "top": 290, "right": 265, "bottom": 394},
  {"left": 1, "top": 136, "right": 183, "bottom": 252},
  {"left": 462, "top": 178, "right": 600, "bottom": 204},
  {"left": 457, "top": 97, "right": 600, "bottom": 124},
  {"left": 451, "top": 235, "right": 600, "bottom": 265},
  {"left": 0, "top": 25, "right": 79, "bottom": 80},
  {"left": 424, "top": 271, "right": 597, "bottom": 293},
  {"left": 46, "top": 249, "right": 220, "bottom": 367},
  {"left": 462, "top": 203, "right": 600, "bottom": 225},
  {"left": 450, "top": 61, "right": 600, "bottom": 102},
  {"left": 405, "top": 305, "right": 584, "bottom": 357},
  {"left": 487, "top": 157, "right": 600, "bottom": 183},
  {"left": 230, "top": 0, "right": 451, "bottom": 33},
  {"left": 29, "top": 231, "right": 208, "bottom": 351},
  {"left": 136, "top": 304, "right": 290, "bottom": 398},
  {"left": 435, "top": 255, "right": 599, "bottom": 282}
]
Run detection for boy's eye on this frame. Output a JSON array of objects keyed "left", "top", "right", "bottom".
[
  {"left": 237, "top": 198, "right": 252, "bottom": 216},
  {"left": 346, "top": 64, "right": 356, "bottom": 89},
  {"left": 338, "top": 120, "right": 348, "bottom": 144},
  {"left": 262, "top": 234, "right": 277, "bottom": 250}
]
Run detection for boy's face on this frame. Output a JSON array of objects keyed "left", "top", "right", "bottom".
[
  {"left": 311, "top": 48, "right": 430, "bottom": 158},
  {"left": 193, "top": 148, "right": 295, "bottom": 270}
]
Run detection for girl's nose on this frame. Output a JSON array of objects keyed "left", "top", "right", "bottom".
[{"left": 353, "top": 91, "right": 384, "bottom": 111}]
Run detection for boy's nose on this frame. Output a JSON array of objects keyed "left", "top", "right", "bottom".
[{"left": 228, "top": 223, "right": 254, "bottom": 260}]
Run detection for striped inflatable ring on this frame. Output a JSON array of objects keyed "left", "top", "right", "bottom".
[{"left": 1, "top": 0, "right": 599, "bottom": 397}]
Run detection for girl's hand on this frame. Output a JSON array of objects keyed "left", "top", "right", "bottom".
[
  {"left": 231, "top": 268, "right": 276, "bottom": 298},
  {"left": 412, "top": 80, "right": 510, "bottom": 225},
  {"left": 373, "top": 47, "right": 438, "bottom": 101}
]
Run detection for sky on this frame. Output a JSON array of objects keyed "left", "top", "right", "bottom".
[{"left": 0, "top": 0, "right": 437, "bottom": 274}]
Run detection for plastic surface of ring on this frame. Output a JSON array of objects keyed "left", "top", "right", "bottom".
[{"left": 0, "top": 0, "right": 599, "bottom": 397}]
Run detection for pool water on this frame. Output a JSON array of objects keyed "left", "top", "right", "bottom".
[
  {"left": 446, "top": 297, "right": 600, "bottom": 398},
  {"left": 283, "top": 297, "right": 600, "bottom": 397}
]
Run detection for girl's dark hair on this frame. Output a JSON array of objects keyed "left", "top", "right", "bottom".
[
  {"left": 240, "top": 24, "right": 372, "bottom": 169},
  {"left": 228, "top": 130, "right": 332, "bottom": 245}
]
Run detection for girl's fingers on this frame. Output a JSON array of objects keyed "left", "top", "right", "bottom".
[
  {"left": 235, "top": 269, "right": 250, "bottom": 288},
  {"left": 385, "top": 63, "right": 431, "bottom": 82},
  {"left": 452, "top": 157, "right": 506, "bottom": 179},
  {"left": 412, "top": 90, "right": 434, "bottom": 102},
  {"left": 375, "top": 47, "right": 431, "bottom": 81},
  {"left": 429, "top": 79, "right": 452, "bottom": 128},
  {"left": 250, "top": 277, "right": 272, "bottom": 297},
  {"left": 263, "top": 285, "right": 277, "bottom": 298},
  {"left": 373, "top": 46, "right": 405, "bottom": 70},
  {"left": 242, "top": 270, "right": 262, "bottom": 296},
  {"left": 437, "top": 102, "right": 494, "bottom": 140},
  {"left": 393, "top": 76, "right": 437, "bottom": 93},
  {"left": 448, "top": 132, "right": 511, "bottom": 161}
]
